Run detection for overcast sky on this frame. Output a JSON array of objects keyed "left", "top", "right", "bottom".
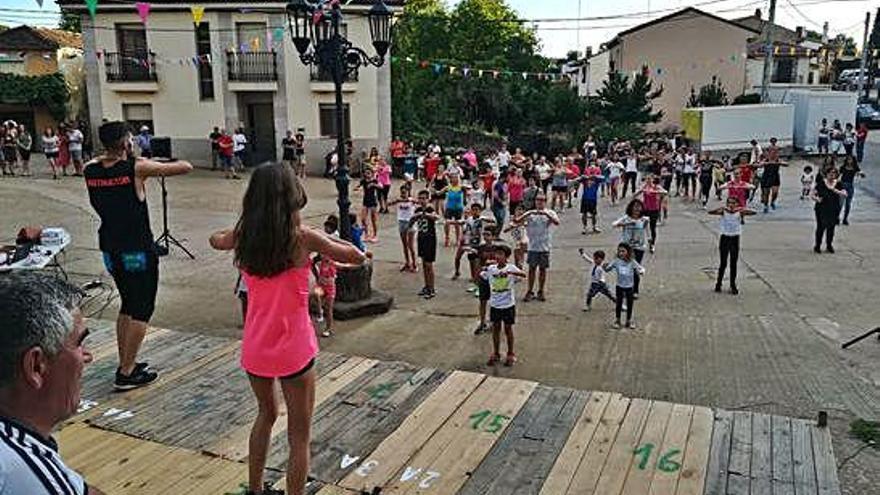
[{"left": 3, "top": 0, "right": 876, "bottom": 57}]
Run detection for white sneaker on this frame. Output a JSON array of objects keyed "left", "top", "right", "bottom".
[{"left": 583, "top": 305, "right": 591, "bottom": 312}]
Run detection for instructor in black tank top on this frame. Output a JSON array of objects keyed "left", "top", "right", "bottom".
[{"left": 84, "top": 121, "right": 192, "bottom": 391}]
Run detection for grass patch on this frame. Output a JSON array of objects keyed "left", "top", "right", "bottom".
[{"left": 850, "top": 419, "right": 880, "bottom": 447}]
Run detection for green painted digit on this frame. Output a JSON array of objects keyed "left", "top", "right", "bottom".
[
  {"left": 657, "top": 448, "right": 682, "bottom": 473},
  {"left": 469, "top": 410, "right": 492, "bottom": 430},
  {"left": 633, "top": 443, "right": 654, "bottom": 470},
  {"left": 485, "top": 414, "right": 510, "bottom": 433}
]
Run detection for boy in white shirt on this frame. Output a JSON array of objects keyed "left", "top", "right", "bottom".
[
  {"left": 481, "top": 244, "right": 525, "bottom": 367},
  {"left": 578, "top": 248, "right": 616, "bottom": 311},
  {"left": 800, "top": 165, "right": 815, "bottom": 200}
]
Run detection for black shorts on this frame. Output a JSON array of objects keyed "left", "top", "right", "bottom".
[
  {"left": 551, "top": 185, "right": 568, "bottom": 193},
  {"left": 18, "top": 149, "right": 30, "bottom": 161},
  {"left": 417, "top": 235, "right": 437, "bottom": 263},
  {"left": 761, "top": 174, "right": 781, "bottom": 188},
  {"left": 580, "top": 199, "right": 597, "bottom": 215},
  {"left": 283, "top": 149, "right": 296, "bottom": 161},
  {"left": 478, "top": 278, "right": 490, "bottom": 301},
  {"left": 103, "top": 250, "right": 159, "bottom": 323},
  {"left": 248, "top": 357, "right": 315, "bottom": 380},
  {"left": 45, "top": 151, "right": 58, "bottom": 159},
  {"left": 445, "top": 208, "right": 463, "bottom": 220},
  {"left": 490, "top": 306, "right": 516, "bottom": 325}
]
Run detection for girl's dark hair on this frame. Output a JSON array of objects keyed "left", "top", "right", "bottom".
[
  {"left": 235, "top": 163, "right": 308, "bottom": 277},
  {"left": 617, "top": 243, "right": 632, "bottom": 256},
  {"left": 625, "top": 199, "right": 644, "bottom": 217}
]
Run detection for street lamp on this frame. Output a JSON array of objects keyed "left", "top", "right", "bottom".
[{"left": 286, "top": 0, "right": 392, "bottom": 241}]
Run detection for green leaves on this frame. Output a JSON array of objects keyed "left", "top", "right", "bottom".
[{"left": 0, "top": 73, "right": 70, "bottom": 121}]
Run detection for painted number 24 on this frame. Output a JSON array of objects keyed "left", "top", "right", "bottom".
[
  {"left": 468, "top": 410, "right": 510, "bottom": 433},
  {"left": 633, "top": 443, "right": 682, "bottom": 473}
]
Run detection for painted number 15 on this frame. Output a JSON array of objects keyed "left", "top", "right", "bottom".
[
  {"left": 633, "top": 443, "right": 682, "bottom": 473},
  {"left": 468, "top": 410, "right": 510, "bottom": 433}
]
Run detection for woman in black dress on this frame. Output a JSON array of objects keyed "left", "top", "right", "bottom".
[{"left": 812, "top": 167, "right": 847, "bottom": 254}]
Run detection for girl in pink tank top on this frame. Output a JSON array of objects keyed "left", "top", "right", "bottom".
[{"left": 210, "top": 163, "right": 365, "bottom": 495}]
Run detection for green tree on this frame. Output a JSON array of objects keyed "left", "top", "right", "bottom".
[
  {"left": 58, "top": 11, "right": 81, "bottom": 33},
  {"left": 390, "top": 0, "right": 587, "bottom": 148},
  {"left": 588, "top": 69, "right": 663, "bottom": 142},
  {"left": 687, "top": 75, "right": 729, "bottom": 108}
]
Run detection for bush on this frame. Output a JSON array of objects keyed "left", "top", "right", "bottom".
[{"left": 732, "top": 93, "right": 762, "bottom": 105}]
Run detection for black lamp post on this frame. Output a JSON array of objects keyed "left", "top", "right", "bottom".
[{"left": 286, "top": 0, "right": 392, "bottom": 241}]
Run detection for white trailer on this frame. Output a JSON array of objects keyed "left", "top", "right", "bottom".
[
  {"left": 681, "top": 104, "right": 794, "bottom": 152},
  {"left": 788, "top": 90, "right": 857, "bottom": 153}
]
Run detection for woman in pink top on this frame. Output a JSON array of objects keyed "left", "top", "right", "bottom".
[
  {"left": 210, "top": 163, "right": 365, "bottom": 495},
  {"left": 507, "top": 168, "right": 526, "bottom": 213},
  {"left": 635, "top": 176, "right": 667, "bottom": 253},
  {"left": 376, "top": 157, "right": 392, "bottom": 214}
]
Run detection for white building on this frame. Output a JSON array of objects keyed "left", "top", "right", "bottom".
[{"left": 58, "top": 0, "right": 401, "bottom": 169}]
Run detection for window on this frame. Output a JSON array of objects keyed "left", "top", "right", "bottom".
[
  {"left": 123, "top": 103, "right": 154, "bottom": 133},
  {"left": 115, "top": 24, "right": 151, "bottom": 81},
  {"left": 195, "top": 23, "right": 214, "bottom": 99},
  {"left": 116, "top": 23, "right": 148, "bottom": 56},
  {"left": 236, "top": 22, "right": 267, "bottom": 51},
  {"left": 319, "top": 103, "right": 351, "bottom": 138}
]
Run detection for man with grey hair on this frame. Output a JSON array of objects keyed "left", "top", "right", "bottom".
[{"left": 0, "top": 272, "right": 104, "bottom": 494}]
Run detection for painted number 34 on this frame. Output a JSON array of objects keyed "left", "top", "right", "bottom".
[{"left": 633, "top": 443, "right": 682, "bottom": 473}]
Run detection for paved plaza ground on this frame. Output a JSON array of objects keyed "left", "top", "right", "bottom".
[{"left": 2, "top": 142, "right": 880, "bottom": 492}]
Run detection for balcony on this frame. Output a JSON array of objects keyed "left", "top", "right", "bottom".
[
  {"left": 227, "top": 51, "right": 278, "bottom": 91},
  {"left": 104, "top": 52, "right": 159, "bottom": 91},
  {"left": 310, "top": 64, "right": 358, "bottom": 93}
]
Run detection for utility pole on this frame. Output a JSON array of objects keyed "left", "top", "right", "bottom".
[
  {"left": 760, "top": 0, "right": 777, "bottom": 102},
  {"left": 821, "top": 21, "right": 829, "bottom": 84},
  {"left": 857, "top": 11, "right": 870, "bottom": 101}
]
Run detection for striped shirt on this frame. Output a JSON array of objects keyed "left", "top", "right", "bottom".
[{"left": 0, "top": 416, "right": 86, "bottom": 495}]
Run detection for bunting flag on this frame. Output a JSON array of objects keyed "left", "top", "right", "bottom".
[
  {"left": 136, "top": 2, "right": 151, "bottom": 24},
  {"left": 190, "top": 6, "right": 205, "bottom": 27},
  {"left": 85, "top": 0, "right": 98, "bottom": 18},
  {"left": 35, "top": 0, "right": 44, "bottom": 7},
  {"left": 273, "top": 27, "right": 285, "bottom": 45},
  {"left": 250, "top": 36, "right": 261, "bottom": 51}
]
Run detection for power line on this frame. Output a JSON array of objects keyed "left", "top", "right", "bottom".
[{"left": 782, "top": 0, "right": 824, "bottom": 29}]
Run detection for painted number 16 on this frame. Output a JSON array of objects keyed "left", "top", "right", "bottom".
[
  {"left": 633, "top": 443, "right": 682, "bottom": 473},
  {"left": 468, "top": 410, "right": 510, "bottom": 433}
]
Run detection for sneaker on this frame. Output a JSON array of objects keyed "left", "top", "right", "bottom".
[
  {"left": 417, "top": 287, "right": 429, "bottom": 296},
  {"left": 771, "top": 202, "right": 776, "bottom": 210},
  {"left": 813, "top": 246, "right": 821, "bottom": 254},
  {"left": 730, "top": 286, "right": 739, "bottom": 295},
  {"left": 581, "top": 227, "right": 587, "bottom": 235},
  {"left": 245, "top": 483, "right": 284, "bottom": 495},
  {"left": 626, "top": 321, "right": 636, "bottom": 329},
  {"left": 504, "top": 353, "right": 517, "bottom": 367},
  {"left": 826, "top": 246, "right": 835, "bottom": 254},
  {"left": 487, "top": 353, "right": 501, "bottom": 366},
  {"left": 114, "top": 367, "right": 159, "bottom": 391},
  {"left": 649, "top": 244, "right": 655, "bottom": 254},
  {"left": 714, "top": 284, "right": 722, "bottom": 293},
  {"left": 592, "top": 227, "right": 602, "bottom": 233},
  {"left": 423, "top": 290, "right": 436, "bottom": 300},
  {"left": 583, "top": 305, "right": 591, "bottom": 312},
  {"left": 842, "top": 219, "right": 849, "bottom": 226},
  {"left": 321, "top": 329, "right": 333, "bottom": 338},
  {"left": 474, "top": 323, "right": 488, "bottom": 335},
  {"left": 613, "top": 321, "right": 622, "bottom": 329},
  {"left": 451, "top": 272, "right": 460, "bottom": 280},
  {"left": 466, "top": 285, "right": 477, "bottom": 293},
  {"left": 763, "top": 205, "right": 769, "bottom": 214},
  {"left": 536, "top": 292, "right": 546, "bottom": 302},
  {"left": 523, "top": 291, "right": 535, "bottom": 302},
  {"left": 115, "top": 362, "right": 150, "bottom": 378},
  {"left": 633, "top": 293, "right": 639, "bottom": 300}
]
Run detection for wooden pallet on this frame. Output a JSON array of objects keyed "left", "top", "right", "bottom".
[{"left": 63, "top": 326, "right": 841, "bottom": 495}]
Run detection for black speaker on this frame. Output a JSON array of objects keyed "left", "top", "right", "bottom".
[{"left": 152, "top": 137, "right": 172, "bottom": 160}]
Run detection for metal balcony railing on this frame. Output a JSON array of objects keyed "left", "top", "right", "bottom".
[
  {"left": 105, "top": 52, "right": 158, "bottom": 82},
  {"left": 226, "top": 51, "right": 278, "bottom": 82}
]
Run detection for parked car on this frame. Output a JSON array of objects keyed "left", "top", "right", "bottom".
[{"left": 856, "top": 103, "right": 880, "bottom": 128}]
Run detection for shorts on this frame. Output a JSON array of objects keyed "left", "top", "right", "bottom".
[
  {"left": 283, "top": 149, "right": 296, "bottom": 161},
  {"left": 552, "top": 185, "right": 568, "bottom": 193},
  {"left": 489, "top": 306, "right": 516, "bottom": 325},
  {"left": 527, "top": 251, "right": 550, "bottom": 269},
  {"left": 445, "top": 208, "right": 463, "bottom": 220},
  {"left": 580, "top": 199, "right": 597, "bottom": 215},
  {"left": 248, "top": 357, "right": 315, "bottom": 381},
  {"left": 398, "top": 219, "right": 413, "bottom": 235},
  {"left": 761, "top": 174, "right": 781, "bottom": 188},
  {"left": 478, "top": 277, "right": 490, "bottom": 301},
  {"left": 70, "top": 149, "right": 83, "bottom": 161},
  {"left": 417, "top": 235, "right": 437, "bottom": 263},
  {"left": 319, "top": 282, "right": 336, "bottom": 301},
  {"left": 103, "top": 250, "right": 159, "bottom": 323},
  {"left": 45, "top": 151, "right": 58, "bottom": 159},
  {"left": 221, "top": 154, "right": 233, "bottom": 169},
  {"left": 18, "top": 149, "right": 30, "bottom": 161}
]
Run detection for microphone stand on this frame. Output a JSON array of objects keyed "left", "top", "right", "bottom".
[{"left": 154, "top": 176, "right": 195, "bottom": 259}]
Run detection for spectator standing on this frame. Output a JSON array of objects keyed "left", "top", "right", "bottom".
[
  {"left": 233, "top": 128, "right": 248, "bottom": 169},
  {"left": 209, "top": 126, "right": 221, "bottom": 170},
  {"left": 16, "top": 125, "right": 32, "bottom": 176},
  {"left": 135, "top": 126, "right": 153, "bottom": 158},
  {"left": 855, "top": 123, "right": 867, "bottom": 163},
  {"left": 68, "top": 124, "right": 84, "bottom": 176}
]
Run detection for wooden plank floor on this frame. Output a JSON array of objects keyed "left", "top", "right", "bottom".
[{"left": 63, "top": 326, "right": 842, "bottom": 495}]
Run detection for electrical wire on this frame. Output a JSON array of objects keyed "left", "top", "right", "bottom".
[{"left": 782, "top": 0, "right": 825, "bottom": 29}]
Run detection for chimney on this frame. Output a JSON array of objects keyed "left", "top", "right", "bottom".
[
  {"left": 586, "top": 46, "right": 593, "bottom": 59},
  {"left": 755, "top": 8, "right": 762, "bottom": 19},
  {"left": 796, "top": 26, "right": 804, "bottom": 41}
]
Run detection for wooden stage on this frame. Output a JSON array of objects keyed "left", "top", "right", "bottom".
[{"left": 62, "top": 322, "right": 842, "bottom": 494}]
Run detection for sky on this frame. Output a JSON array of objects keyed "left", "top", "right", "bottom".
[{"left": 2, "top": 0, "right": 876, "bottom": 57}]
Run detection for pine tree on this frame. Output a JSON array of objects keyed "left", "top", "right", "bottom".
[
  {"left": 589, "top": 68, "right": 663, "bottom": 141},
  {"left": 687, "top": 76, "right": 729, "bottom": 108}
]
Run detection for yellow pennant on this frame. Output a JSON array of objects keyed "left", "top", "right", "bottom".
[{"left": 191, "top": 5, "right": 205, "bottom": 27}]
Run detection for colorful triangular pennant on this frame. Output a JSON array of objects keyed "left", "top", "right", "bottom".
[
  {"left": 191, "top": 6, "right": 205, "bottom": 27},
  {"left": 136, "top": 2, "right": 151, "bottom": 24}
]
